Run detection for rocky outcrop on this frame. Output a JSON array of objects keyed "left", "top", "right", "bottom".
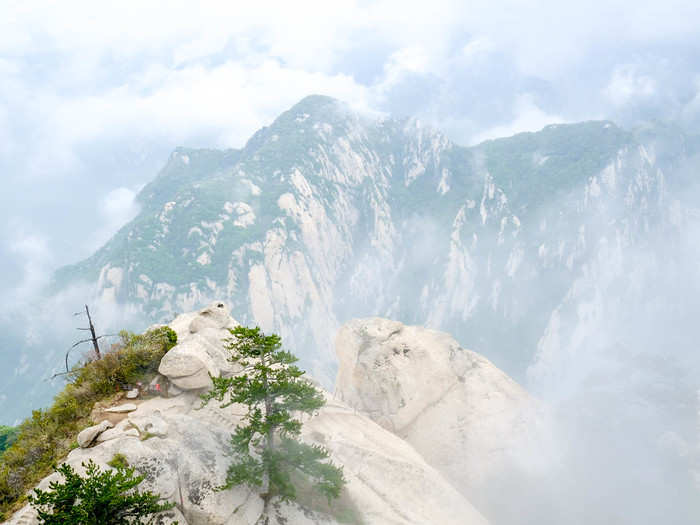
[
  {"left": 335, "top": 318, "right": 536, "bottom": 507},
  {"left": 158, "top": 302, "right": 239, "bottom": 390},
  {"left": 76, "top": 420, "right": 113, "bottom": 448},
  {"left": 302, "top": 394, "right": 488, "bottom": 525},
  {"left": 96, "top": 419, "right": 140, "bottom": 442},
  {"left": 104, "top": 403, "right": 138, "bottom": 413},
  {"left": 7, "top": 388, "right": 488, "bottom": 525},
  {"left": 7, "top": 307, "right": 495, "bottom": 525}
]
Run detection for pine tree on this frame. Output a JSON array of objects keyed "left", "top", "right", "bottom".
[
  {"left": 28, "top": 460, "right": 175, "bottom": 524},
  {"left": 202, "top": 326, "right": 345, "bottom": 514}
]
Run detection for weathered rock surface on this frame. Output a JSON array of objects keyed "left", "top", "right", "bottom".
[
  {"left": 105, "top": 403, "right": 138, "bottom": 413},
  {"left": 128, "top": 411, "right": 169, "bottom": 437},
  {"left": 302, "top": 395, "right": 489, "bottom": 525},
  {"left": 7, "top": 388, "right": 488, "bottom": 525},
  {"left": 335, "top": 318, "right": 537, "bottom": 509},
  {"left": 10, "top": 307, "right": 544, "bottom": 524},
  {"left": 96, "top": 418, "right": 140, "bottom": 443},
  {"left": 158, "top": 302, "right": 239, "bottom": 390},
  {"left": 77, "top": 420, "right": 114, "bottom": 448}
]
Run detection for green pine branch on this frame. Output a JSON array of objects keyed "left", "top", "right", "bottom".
[{"left": 201, "top": 326, "right": 346, "bottom": 513}]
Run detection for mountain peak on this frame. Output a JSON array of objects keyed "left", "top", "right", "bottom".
[
  {"left": 289, "top": 94, "right": 342, "bottom": 112},
  {"left": 271, "top": 94, "right": 352, "bottom": 129},
  {"left": 242, "top": 94, "right": 359, "bottom": 153}
]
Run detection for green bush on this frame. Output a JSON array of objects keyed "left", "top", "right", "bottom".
[
  {"left": 107, "top": 453, "right": 129, "bottom": 470},
  {"left": 0, "top": 326, "right": 177, "bottom": 519},
  {"left": 71, "top": 326, "right": 177, "bottom": 396},
  {"left": 28, "top": 459, "right": 175, "bottom": 524}
]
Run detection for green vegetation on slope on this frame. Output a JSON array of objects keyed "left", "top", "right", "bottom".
[
  {"left": 478, "top": 121, "right": 633, "bottom": 212},
  {"left": 50, "top": 147, "right": 242, "bottom": 291},
  {"left": 0, "top": 427, "right": 18, "bottom": 456},
  {"left": 137, "top": 147, "right": 242, "bottom": 212},
  {"left": 0, "top": 326, "right": 177, "bottom": 520}
]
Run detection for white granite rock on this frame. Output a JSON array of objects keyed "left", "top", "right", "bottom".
[
  {"left": 128, "top": 411, "right": 169, "bottom": 437},
  {"left": 77, "top": 420, "right": 114, "bottom": 448},
  {"left": 105, "top": 403, "right": 138, "bottom": 413},
  {"left": 335, "top": 317, "right": 537, "bottom": 510},
  {"left": 302, "top": 395, "right": 489, "bottom": 525},
  {"left": 158, "top": 302, "right": 239, "bottom": 390},
  {"left": 96, "top": 426, "right": 140, "bottom": 443},
  {"left": 95, "top": 419, "right": 139, "bottom": 443},
  {"left": 168, "top": 383, "right": 183, "bottom": 397},
  {"left": 8, "top": 387, "right": 488, "bottom": 525},
  {"left": 6, "top": 311, "right": 501, "bottom": 525}
]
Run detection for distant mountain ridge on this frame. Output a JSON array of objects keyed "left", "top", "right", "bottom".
[
  {"left": 50, "top": 96, "right": 667, "bottom": 375},
  {"left": 3, "top": 95, "right": 693, "bottom": 423}
]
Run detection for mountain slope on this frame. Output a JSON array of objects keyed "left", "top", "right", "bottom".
[
  {"left": 50, "top": 97, "right": 651, "bottom": 379},
  {"left": 1, "top": 95, "right": 685, "bottom": 426}
]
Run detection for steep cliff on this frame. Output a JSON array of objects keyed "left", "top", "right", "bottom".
[
  {"left": 2, "top": 96, "right": 690, "bottom": 448},
  {"left": 6, "top": 305, "right": 493, "bottom": 525},
  {"left": 48, "top": 97, "right": 660, "bottom": 382},
  {"left": 335, "top": 318, "right": 538, "bottom": 517}
]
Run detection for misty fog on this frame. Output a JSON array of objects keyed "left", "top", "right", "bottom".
[{"left": 3, "top": 2, "right": 700, "bottom": 525}]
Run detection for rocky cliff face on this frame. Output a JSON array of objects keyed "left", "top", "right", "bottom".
[
  {"left": 335, "top": 318, "right": 538, "bottom": 518},
  {"left": 45, "top": 97, "right": 669, "bottom": 385},
  {"left": 7, "top": 305, "right": 498, "bottom": 525}
]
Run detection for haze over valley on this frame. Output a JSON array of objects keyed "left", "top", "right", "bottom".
[{"left": 2, "top": 3, "right": 700, "bottom": 524}]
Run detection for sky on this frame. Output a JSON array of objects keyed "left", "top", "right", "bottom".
[{"left": 2, "top": 0, "right": 700, "bottom": 301}]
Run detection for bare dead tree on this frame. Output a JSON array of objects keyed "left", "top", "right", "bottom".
[
  {"left": 75, "top": 305, "right": 101, "bottom": 359},
  {"left": 54, "top": 305, "right": 118, "bottom": 376}
]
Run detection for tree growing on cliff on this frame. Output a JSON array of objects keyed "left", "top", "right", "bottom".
[
  {"left": 201, "top": 326, "right": 345, "bottom": 513},
  {"left": 28, "top": 460, "right": 176, "bottom": 524}
]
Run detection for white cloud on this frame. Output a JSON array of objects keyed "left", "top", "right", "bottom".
[
  {"left": 100, "top": 186, "right": 139, "bottom": 228},
  {"left": 605, "top": 64, "right": 657, "bottom": 108},
  {"left": 45, "top": 59, "right": 370, "bottom": 149},
  {"left": 76, "top": 186, "right": 142, "bottom": 255},
  {"left": 460, "top": 38, "right": 494, "bottom": 61},
  {"left": 680, "top": 76, "right": 700, "bottom": 123},
  {"left": 4, "top": 229, "right": 53, "bottom": 301},
  {"left": 469, "top": 94, "right": 566, "bottom": 144}
]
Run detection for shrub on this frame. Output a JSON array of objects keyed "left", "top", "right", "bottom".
[
  {"left": 107, "top": 453, "right": 129, "bottom": 470},
  {"left": 0, "top": 326, "right": 177, "bottom": 519},
  {"left": 28, "top": 459, "right": 175, "bottom": 524},
  {"left": 71, "top": 326, "right": 178, "bottom": 396}
]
